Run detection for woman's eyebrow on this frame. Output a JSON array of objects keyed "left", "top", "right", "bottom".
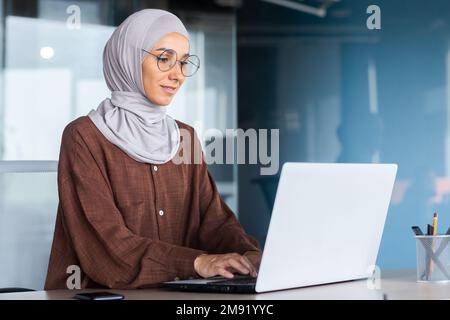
[{"left": 155, "top": 47, "right": 190, "bottom": 58}]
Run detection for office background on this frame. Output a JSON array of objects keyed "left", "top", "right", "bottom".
[{"left": 1, "top": 0, "right": 449, "bottom": 289}]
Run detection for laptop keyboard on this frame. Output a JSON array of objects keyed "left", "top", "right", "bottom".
[{"left": 215, "top": 277, "right": 256, "bottom": 285}]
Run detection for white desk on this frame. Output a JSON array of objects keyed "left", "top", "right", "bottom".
[{"left": 0, "top": 270, "right": 448, "bottom": 300}]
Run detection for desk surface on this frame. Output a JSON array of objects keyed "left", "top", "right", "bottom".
[{"left": 0, "top": 269, "right": 448, "bottom": 300}]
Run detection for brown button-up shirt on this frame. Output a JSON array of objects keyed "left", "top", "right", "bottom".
[{"left": 44, "top": 116, "right": 261, "bottom": 289}]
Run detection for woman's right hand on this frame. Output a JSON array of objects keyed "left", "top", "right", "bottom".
[{"left": 194, "top": 253, "right": 258, "bottom": 279}]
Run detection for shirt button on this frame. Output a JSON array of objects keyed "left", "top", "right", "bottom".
[
  {"left": 159, "top": 209, "right": 164, "bottom": 216},
  {"left": 153, "top": 165, "right": 158, "bottom": 172}
]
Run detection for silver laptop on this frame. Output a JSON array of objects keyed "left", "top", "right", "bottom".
[{"left": 163, "top": 162, "right": 398, "bottom": 293}]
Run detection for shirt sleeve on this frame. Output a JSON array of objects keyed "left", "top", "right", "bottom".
[
  {"left": 195, "top": 141, "right": 262, "bottom": 262},
  {"left": 57, "top": 125, "right": 206, "bottom": 289}
]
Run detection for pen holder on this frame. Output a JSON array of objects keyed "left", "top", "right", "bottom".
[{"left": 415, "top": 235, "right": 450, "bottom": 283}]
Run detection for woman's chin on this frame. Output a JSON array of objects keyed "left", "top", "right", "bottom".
[
  {"left": 148, "top": 96, "right": 172, "bottom": 106},
  {"left": 158, "top": 100, "right": 171, "bottom": 106}
]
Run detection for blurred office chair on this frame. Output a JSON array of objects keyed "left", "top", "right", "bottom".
[{"left": 0, "top": 161, "right": 58, "bottom": 293}]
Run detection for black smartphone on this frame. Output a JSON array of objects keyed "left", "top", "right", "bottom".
[{"left": 73, "top": 291, "right": 124, "bottom": 300}]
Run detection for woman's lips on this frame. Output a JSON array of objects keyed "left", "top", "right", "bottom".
[{"left": 161, "top": 86, "right": 176, "bottom": 94}]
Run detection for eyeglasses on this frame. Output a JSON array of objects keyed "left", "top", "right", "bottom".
[{"left": 142, "top": 48, "right": 200, "bottom": 77}]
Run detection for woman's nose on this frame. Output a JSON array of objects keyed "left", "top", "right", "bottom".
[{"left": 168, "top": 62, "right": 184, "bottom": 81}]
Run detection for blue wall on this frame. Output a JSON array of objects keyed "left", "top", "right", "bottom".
[{"left": 237, "top": 0, "right": 450, "bottom": 269}]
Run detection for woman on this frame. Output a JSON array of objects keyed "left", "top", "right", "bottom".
[{"left": 44, "top": 9, "right": 262, "bottom": 290}]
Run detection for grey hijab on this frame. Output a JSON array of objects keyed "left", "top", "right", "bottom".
[{"left": 88, "top": 9, "right": 188, "bottom": 164}]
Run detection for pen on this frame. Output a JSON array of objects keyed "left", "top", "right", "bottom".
[
  {"left": 427, "top": 224, "right": 434, "bottom": 236},
  {"left": 411, "top": 226, "right": 424, "bottom": 236}
]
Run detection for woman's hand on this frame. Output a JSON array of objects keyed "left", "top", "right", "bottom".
[
  {"left": 194, "top": 253, "right": 258, "bottom": 279},
  {"left": 243, "top": 251, "right": 262, "bottom": 271}
]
